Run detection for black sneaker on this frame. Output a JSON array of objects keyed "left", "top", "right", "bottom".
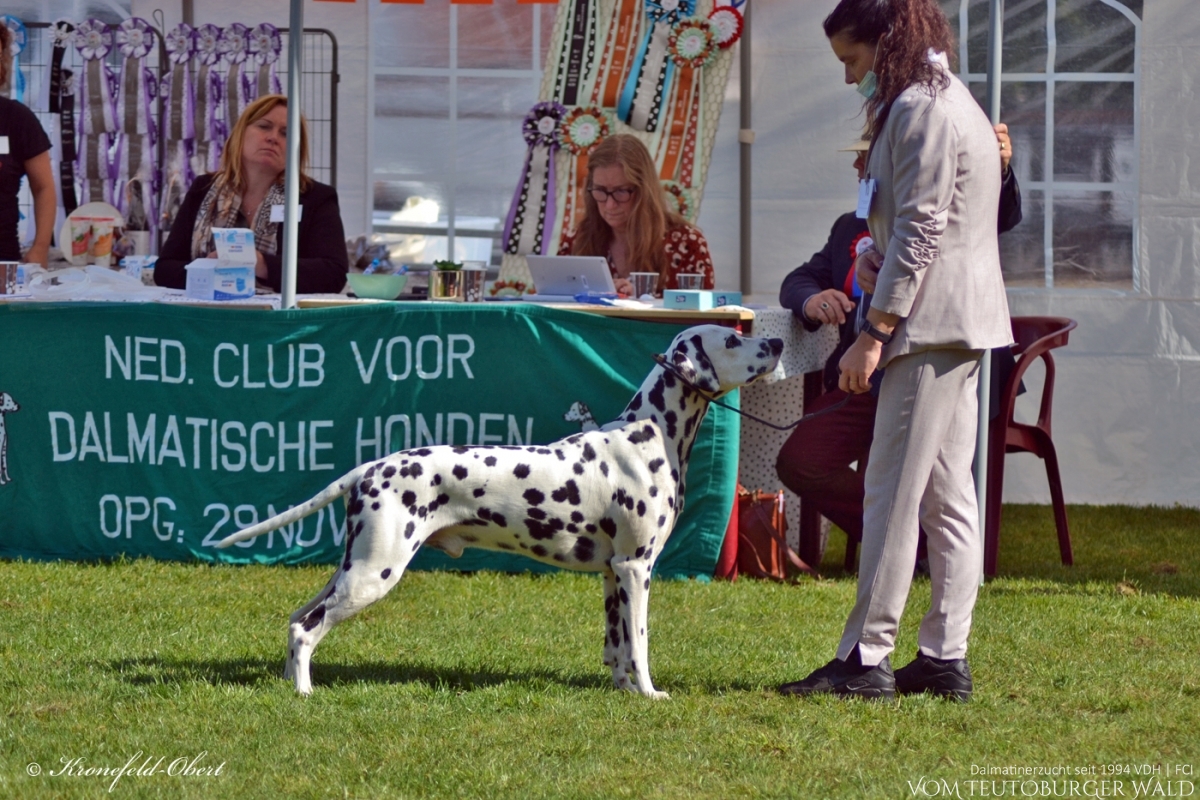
[
  {"left": 894, "top": 652, "right": 973, "bottom": 702},
  {"left": 779, "top": 648, "right": 896, "bottom": 701}
]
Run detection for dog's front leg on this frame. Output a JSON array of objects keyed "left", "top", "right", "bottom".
[
  {"left": 611, "top": 556, "right": 668, "bottom": 699},
  {"left": 601, "top": 567, "right": 633, "bottom": 691}
]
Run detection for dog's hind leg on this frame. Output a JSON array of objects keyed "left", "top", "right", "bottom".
[
  {"left": 285, "top": 570, "right": 341, "bottom": 684},
  {"left": 601, "top": 567, "right": 634, "bottom": 692},
  {"left": 611, "top": 556, "right": 668, "bottom": 699}
]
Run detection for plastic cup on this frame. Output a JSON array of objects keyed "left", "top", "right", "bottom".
[
  {"left": 676, "top": 273, "right": 704, "bottom": 291},
  {"left": 91, "top": 220, "right": 115, "bottom": 267},
  {"left": 0, "top": 262, "right": 17, "bottom": 295},
  {"left": 630, "top": 272, "right": 659, "bottom": 298},
  {"left": 461, "top": 267, "right": 487, "bottom": 302}
]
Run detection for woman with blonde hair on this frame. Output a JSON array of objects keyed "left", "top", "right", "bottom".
[
  {"left": 560, "top": 134, "right": 713, "bottom": 296},
  {"left": 156, "top": 94, "right": 348, "bottom": 293}
]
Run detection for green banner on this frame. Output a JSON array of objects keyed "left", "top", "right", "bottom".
[{"left": 0, "top": 302, "right": 738, "bottom": 578}]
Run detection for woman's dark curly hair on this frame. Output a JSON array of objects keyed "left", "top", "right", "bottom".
[{"left": 823, "top": 0, "right": 956, "bottom": 141}]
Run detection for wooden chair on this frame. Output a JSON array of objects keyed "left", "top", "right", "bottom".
[{"left": 984, "top": 316, "right": 1077, "bottom": 576}]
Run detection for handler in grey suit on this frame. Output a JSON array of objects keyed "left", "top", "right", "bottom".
[{"left": 781, "top": 0, "right": 1012, "bottom": 702}]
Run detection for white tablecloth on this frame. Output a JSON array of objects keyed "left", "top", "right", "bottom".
[{"left": 740, "top": 307, "right": 838, "bottom": 547}]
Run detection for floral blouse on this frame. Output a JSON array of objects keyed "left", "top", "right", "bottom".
[{"left": 558, "top": 223, "right": 716, "bottom": 291}]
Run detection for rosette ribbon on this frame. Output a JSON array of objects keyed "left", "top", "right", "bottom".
[
  {"left": 191, "top": 24, "right": 224, "bottom": 177},
  {"left": 503, "top": 103, "right": 567, "bottom": 257},
  {"left": 549, "top": 0, "right": 599, "bottom": 107},
  {"left": 114, "top": 18, "right": 158, "bottom": 235},
  {"left": 707, "top": 5, "right": 745, "bottom": 50},
  {"left": 219, "top": 23, "right": 251, "bottom": 133},
  {"left": 161, "top": 24, "right": 197, "bottom": 232},
  {"left": 74, "top": 19, "right": 117, "bottom": 205},
  {"left": 662, "top": 180, "right": 698, "bottom": 223},
  {"left": 556, "top": 106, "right": 612, "bottom": 236},
  {"left": 48, "top": 20, "right": 75, "bottom": 114},
  {"left": 659, "top": 19, "right": 716, "bottom": 182},
  {"left": 617, "top": 0, "right": 695, "bottom": 133},
  {"left": 248, "top": 24, "right": 282, "bottom": 100},
  {"left": 1, "top": 16, "right": 27, "bottom": 103},
  {"left": 594, "top": 0, "right": 642, "bottom": 108}
]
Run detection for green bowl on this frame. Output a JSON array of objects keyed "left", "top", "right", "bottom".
[{"left": 347, "top": 273, "right": 408, "bottom": 300}]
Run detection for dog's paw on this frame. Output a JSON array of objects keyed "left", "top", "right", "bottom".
[{"left": 644, "top": 690, "right": 670, "bottom": 700}]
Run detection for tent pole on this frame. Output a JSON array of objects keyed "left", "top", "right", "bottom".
[
  {"left": 976, "top": 0, "right": 1004, "bottom": 578},
  {"left": 738, "top": 0, "right": 753, "bottom": 294},
  {"left": 280, "top": 0, "right": 305, "bottom": 310}
]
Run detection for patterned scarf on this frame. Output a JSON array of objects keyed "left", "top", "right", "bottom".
[{"left": 190, "top": 177, "right": 285, "bottom": 260}]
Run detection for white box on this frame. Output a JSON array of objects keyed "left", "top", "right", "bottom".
[{"left": 184, "top": 259, "right": 256, "bottom": 301}]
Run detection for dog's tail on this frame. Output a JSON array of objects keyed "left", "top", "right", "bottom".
[{"left": 214, "top": 464, "right": 371, "bottom": 549}]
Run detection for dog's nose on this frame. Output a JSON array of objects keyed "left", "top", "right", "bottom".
[{"left": 768, "top": 338, "right": 784, "bottom": 357}]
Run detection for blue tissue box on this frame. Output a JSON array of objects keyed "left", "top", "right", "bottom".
[{"left": 662, "top": 290, "right": 743, "bottom": 310}]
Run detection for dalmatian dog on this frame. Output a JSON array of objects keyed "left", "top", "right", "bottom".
[
  {"left": 563, "top": 400, "right": 599, "bottom": 432},
  {"left": 217, "top": 325, "right": 784, "bottom": 698},
  {"left": 0, "top": 392, "right": 18, "bottom": 485}
]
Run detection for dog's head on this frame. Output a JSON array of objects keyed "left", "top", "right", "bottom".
[
  {"left": 0, "top": 392, "right": 17, "bottom": 413},
  {"left": 659, "top": 325, "right": 783, "bottom": 397}
]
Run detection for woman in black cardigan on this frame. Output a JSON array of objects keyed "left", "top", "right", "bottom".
[{"left": 155, "top": 94, "right": 348, "bottom": 294}]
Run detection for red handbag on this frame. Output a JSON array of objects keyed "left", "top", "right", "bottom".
[{"left": 735, "top": 486, "right": 816, "bottom": 581}]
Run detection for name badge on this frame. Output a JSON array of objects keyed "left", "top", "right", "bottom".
[
  {"left": 855, "top": 178, "right": 876, "bottom": 219},
  {"left": 0, "top": 136, "right": 9, "bottom": 155},
  {"left": 269, "top": 204, "right": 302, "bottom": 223}
]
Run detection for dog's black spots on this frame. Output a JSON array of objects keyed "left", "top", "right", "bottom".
[
  {"left": 452, "top": 446, "right": 469, "bottom": 454},
  {"left": 610, "top": 627, "right": 620, "bottom": 648},
  {"left": 607, "top": 606, "right": 619, "bottom": 626},
  {"left": 567, "top": 524, "right": 578, "bottom": 533},
  {"left": 492, "top": 513, "right": 507, "bottom": 528},
  {"left": 427, "top": 497, "right": 440, "bottom": 512},
  {"left": 658, "top": 515, "right": 667, "bottom": 528},
  {"left": 432, "top": 474, "right": 442, "bottom": 487},
  {"left": 437, "top": 493, "right": 450, "bottom": 506},
  {"left": 484, "top": 456, "right": 497, "bottom": 467},
  {"left": 635, "top": 546, "right": 646, "bottom": 558},
  {"left": 519, "top": 542, "right": 529, "bottom": 549},
  {"left": 622, "top": 620, "right": 630, "bottom": 644},
  {"left": 399, "top": 467, "right": 410, "bottom": 478},
  {"left": 747, "top": 365, "right": 756, "bottom": 374},
  {"left": 598, "top": 517, "right": 617, "bottom": 537},
  {"left": 663, "top": 368, "right": 678, "bottom": 388},
  {"left": 346, "top": 493, "right": 365, "bottom": 517},
  {"left": 401, "top": 490, "right": 416, "bottom": 506},
  {"left": 648, "top": 378, "right": 666, "bottom": 411},
  {"left": 649, "top": 486, "right": 658, "bottom": 498},
  {"left": 461, "top": 519, "right": 487, "bottom": 527},
  {"left": 684, "top": 411, "right": 701, "bottom": 441},
  {"left": 418, "top": 506, "right": 428, "bottom": 519},
  {"left": 627, "top": 425, "right": 657, "bottom": 445},
  {"left": 531, "top": 545, "right": 548, "bottom": 557},
  {"left": 355, "top": 518, "right": 365, "bottom": 534},
  {"left": 679, "top": 392, "right": 689, "bottom": 411},
  {"left": 477, "top": 508, "right": 493, "bottom": 520},
  {"left": 462, "top": 535, "right": 478, "bottom": 543},
  {"left": 725, "top": 333, "right": 743, "bottom": 349},
  {"left": 637, "top": 500, "right": 646, "bottom": 517},
  {"left": 411, "top": 463, "right": 426, "bottom": 478},
  {"left": 644, "top": 578, "right": 650, "bottom": 590},
  {"left": 301, "top": 605, "right": 325, "bottom": 632},
  {"left": 553, "top": 553, "right": 566, "bottom": 562},
  {"left": 404, "top": 521, "right": 416, "bottom": 538},
  {"left": 586, "top": 523, "right": 598, "bottom": 533},
  {"left": 536, "top": 448, "right": 552, "bottom": 455},
  {"left": 452, "top": 465, "right": 468, "bottom": 480},
  {"left": 371, "top": 501, "right": 380, "bottom": 511},
  {"left": 497, "top": 542, "right": 515, "bottom": 551},
  {"left": 472, "top": 487, "right": 486, "bottom": 498},
  {"left": 414, "top": 448, "right": 433, "bottom": 457},
  {"left": 671, "top": 468, "right": 679, "bottom": 483},
  {"left": 614, "top": 573, "right": 620, "bottom": 583},
  {"left": 599, "top": 461, "right": 609, "bottom": 477},
  {"left": 524, "top": 488, "right": 545, "bottom": 506},
  {"left": 382, "top": 464, "right": 396, "bottom": 479},
  {"left": 360, "top": 478, "right": 374, "bottom": 495},
  {"left": 381, "top": 481, "right": 391, "bottom": 490},
  {"left": 667, "top": 496, "right": 675, "bottom": 509},
  {"left": 648, "top": 458, "right": 664, "bottom": 473},
  {"left": 381, "top": 568, "right": 392, "bottom": 580},
  {"left": 581, "top": 443, "right": 597, "bottom": 462},
  {"left": 618, "top": 587, "right": 629, "bottom": 605},
  {"left": 572, "top": 463, "right": 584, "bottom": 475},
  {"left": 664, "top": 411, "right": 678, "bottom": 439},
  {"left": 526, "top": 516, "right": 565, "bottom": 540},
  {"left": 574, "top": 537, "right": 595, "bottom": 562},
  {"left": 527, "top": 507, "right": 547, "bottom": 521},
  {"left": 513, "top": 464, "right": 531, "bottom": 480},
  {"left": 365, "top": 465, "right": 377, "bottom": 479},
  {"left": 551, "top": 480, "right": 582, "bottom": 506},
  {"left": 290, "top": 648, "right": 295, "bottom": 660},
  {"left": 555, "top": 449, "right": 566, "bottom": 461},
  {"left": 570, "top": 511, "right": 585, "bottom": 523},
  {"left": 629, "top": 392, "right": 644, "bottom": 411}
]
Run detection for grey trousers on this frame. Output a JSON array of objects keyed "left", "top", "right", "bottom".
[{"left": 837, "top": 348, "right": 984, "bottom": 666}]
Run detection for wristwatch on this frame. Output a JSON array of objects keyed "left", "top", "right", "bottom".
[{"left": 861, "top": 320, "right": 894, "bottom": 345}]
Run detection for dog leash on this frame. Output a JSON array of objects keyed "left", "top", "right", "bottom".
[{"left": 651, "top": 353, "right": 852, "bottom": 431}]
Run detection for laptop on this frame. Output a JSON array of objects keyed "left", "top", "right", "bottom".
[{"left": 523, "top": 255, "right": 616, "bottom": 302}]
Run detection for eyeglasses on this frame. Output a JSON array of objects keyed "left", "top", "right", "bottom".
[{"left": 588, "top": 185, "right": 636, "bottom": 204}]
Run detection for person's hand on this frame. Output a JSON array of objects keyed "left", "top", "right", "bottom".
[
  {"left": 614, "top": 277, "right": 634, "bottom": 298},
  {"left": 995, "top": 123, "right": 1013, "bottom": 174},
  {"left": 854, "top": 247, "right": 883, "bottom": 295},
  {"left": 838, "top": 334, "right": 883, "bottom": 395},
  {"left": 803, "top": 289, "right": 855, "bottom": 326},
  {"left": 255, "top": 249, "right": 269, "bottom": 280},
  {"left": 23, "top": 243, "right": 49, "bottom": 268}
]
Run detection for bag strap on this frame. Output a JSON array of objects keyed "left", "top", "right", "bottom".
[{"left": 740, "top": 488, "right": 817, "bottom": 579}]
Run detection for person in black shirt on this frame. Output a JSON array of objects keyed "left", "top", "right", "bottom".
[
  {"left": 0, "top": 24, "right": 56, "bottom": 266},
  {"left": 155, "top": 94, "right": 348, "bottom": 293}
]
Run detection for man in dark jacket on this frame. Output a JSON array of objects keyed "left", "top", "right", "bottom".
[{"left": 775, "top": 126, "right": 1022, "bottom": 567}]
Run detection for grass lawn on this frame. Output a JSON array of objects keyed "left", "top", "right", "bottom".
[{"left": 2, "top": 504, "right": 1199, "bottom": 799}]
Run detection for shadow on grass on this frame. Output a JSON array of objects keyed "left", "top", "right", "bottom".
[
  {"left": 107, "top": 655, "right": 616, "bottom": 693},
  {"left": 816, "top": 504, "right": 1200, "bottom": 599}
]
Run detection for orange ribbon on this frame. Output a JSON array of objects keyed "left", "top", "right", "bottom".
[
  {"left": 600, "top": 0, "right": 640, "bottom": 108},
  {"left": 659, "top": 65, "right": 697, "bottom": 181}
]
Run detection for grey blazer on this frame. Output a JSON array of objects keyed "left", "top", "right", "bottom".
[{"left": 866, "top": 67, "right": 1013, "bottom": 367}]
